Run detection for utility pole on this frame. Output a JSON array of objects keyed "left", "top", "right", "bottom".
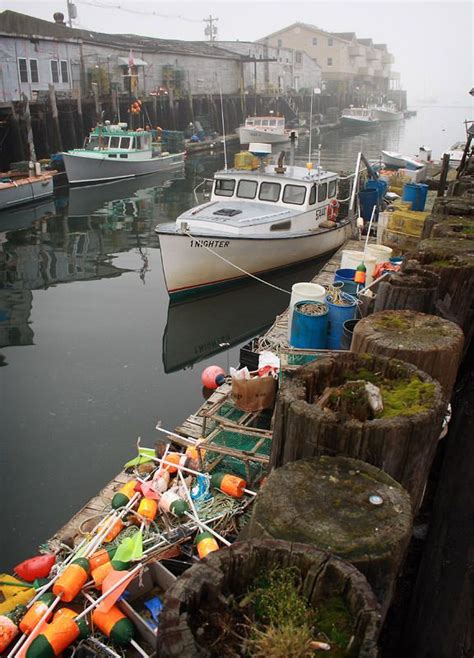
[
  {"left": 203, "top": 15, "right": 218, "bottom": 42},
  {"left": 66, "top": 0, "right": 77, "bottom": 27}
]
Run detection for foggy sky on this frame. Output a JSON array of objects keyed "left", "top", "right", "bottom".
[{"left": 7, "top": 0, "right": 474, "bottom": 106}]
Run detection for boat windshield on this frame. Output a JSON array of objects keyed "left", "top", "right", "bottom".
[
  {"left": 85, "top": 135, "right": 100, "bottom": 150},
  {"left": 214, "top": 179, "right": 235, "bottom": 197}
]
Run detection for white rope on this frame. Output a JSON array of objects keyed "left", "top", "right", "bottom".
[{"left": 183, "top": 230, "right": 291, "bottom": 295}]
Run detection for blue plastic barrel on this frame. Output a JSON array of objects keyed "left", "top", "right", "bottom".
[
  {"left": 402, "top": 183, "right": 418, "bottom": 205},
  {"left": 365, "top": 179, "right": 388, "bottom": 202},
  {"left": 412, "top": 183, "right": 428, "bottom": 211},
  {"left": 326, "top": 294, "right": 357, "bottom": 349},
  {"left": 358, "top": 188, "right": 379, "bottom": 221},
  {"left": 334, "top": 268, "right": 358, "bottom": 295},
  {"left": 290, "top": 300, "right": 328, "bottom": 349}
]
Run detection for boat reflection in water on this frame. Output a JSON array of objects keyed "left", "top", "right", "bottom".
[
  {"left": 0, "top": 198, "right": 57, "bottom": 233},
  {"left": 162, "top": 257, "right": 332, "bottom": 373}
]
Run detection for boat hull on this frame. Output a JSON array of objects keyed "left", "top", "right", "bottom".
[
  {"left": 372, "top": 109, "right": 403, "bottom": 122},
  {"left": 157, "top": 221, "right": 352, "bottom": 297},
  {"left": 340, "top": 117, "right": 377, "bottom": 129},
  {"left": 237, "top": 127, "right": 290, "bottom": 145},
  {"left": 0, "top": 175, "right": 54, "bottom": 210},
  {"left": 62, "top": 151, "right": 185, "bottom": 185}
]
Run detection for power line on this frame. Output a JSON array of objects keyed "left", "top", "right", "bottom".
[
  {"left": 76, "top": 0, "right": 204, "bottom": 23},
  {"left": 203, "top": 14, "right": 218, "bottom": 41}
]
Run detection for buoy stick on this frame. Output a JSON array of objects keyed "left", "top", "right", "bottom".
[
  {"left": 8, "top": 595, "right": 61, "bottom": 658},
  {"left": 177, "top": 469, "right": 200, "bottom": 521},
  {"left": 75, "top": 563, "right": 143, "bottom": 622},
  {"left": 184, "top": 512, "right": 231, "bottom": 547},
  {"left": 150, "top": 455, "right": 257, "bottom": 496},
  {"left": 88, "top": 636, "right": 122, "bottom": 657},
  {"left": 130, "top": 639, "right": 150, "bottom": 657},
  {"left": 363, "top": 204, "right": 377, "bottom": 257}
]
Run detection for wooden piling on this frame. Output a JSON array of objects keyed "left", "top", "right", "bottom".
[
  {"left": 9, "top": 101, "right": 26, "bottom": 162},
  {"left": 351, "top": 310, "right": 464, "bottom": 401},
  {"left": 21, "top": 94, "right": 37, "bottom": 162},
  {"left": 48, "top": 84, "right": 63, "bottom": 152},
  {"left": 373, "top": 267, "right": 440, "bottom": 314},
  {"left": 271, "top": 352, "right": 445, "bottom": 513}
]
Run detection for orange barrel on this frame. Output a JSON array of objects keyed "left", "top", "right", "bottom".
[
  {"left": 195, "top": 532, "right": 219, "bottom": 559},
  {"left": 92, "top": 604, "right": 135, "bottom": 646},
  {"left": 52, "top": 558, "right": 90, "bottom": 602},
  {"left": 211, "top": 473, "right": 246, "bottom": 498},
  {"left": 88, "top": 546, "right": 116, "bottom": 571},
  {"left": 19, "top": 593, "right": 55, "bottom": 634},
  {"left": 158, "top": 491, "right": 189, "bottom": 517},
  {"left": 112, "top": 480, "right": 138, "bottom": 509},
  {"left": 137, "top": 498, "right": 158, "bottom": 523},
  {"left": 92, "top": 560, "right": 130, "bottom": 588},
  {"left": 26, "top": 608, "right": 88, "bottom": 658}
]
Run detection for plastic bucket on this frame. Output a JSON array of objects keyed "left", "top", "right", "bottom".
[
  {"left": 358, "top": 188, "right": 379, "bottom": 221},
  {"left": 290, "top": 300, "right": 328, "bottom": 349},
  {"left": 412, "top": 183, "right": 428, "bottom": 211},
  {"left": 334, "top": 268, "right": 358, "bottom": 295},
  {"left": 287, "top": 282, "right": 326, "bottom": 341},
  {"left": 326, "top": 293, "right": 357, "bottom": 349},
  {"left": 340, "top": 318, "right": 359, "bottom": 351},
  {"left": 340, "top": 250, "right": 377, "bottom": 285},
  {"left": 366, "top": 244, "right": 393, "bottom": 264}
]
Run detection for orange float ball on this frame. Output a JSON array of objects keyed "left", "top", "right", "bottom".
[{"left": 201, "top": 366, "right": 226, "bottom": 389}]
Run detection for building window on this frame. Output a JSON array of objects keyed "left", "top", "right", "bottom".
[
  {"left": 327, "top": 58, "right": 333, "bottom": 66},
  {"left": 312, "top": 37, "right": 318, "bottom": 45},
  {"left": 277, "top": 39, "right": 282, "bottom": 47},
  {"left": 18, "top": 58, "right": 28, "bottom": 83},
  {"left": 295, "top": 51, "right": 302, "bottom": 64},
  {"left": 60, "top": 60, "right": 69, "bottom": 83},
  {"left": 51, "top": 60, "right": 59, "bottom": 83},
  {"left": 328, "top": 38, "right": 333, "bottom": 46},
  {"left": 29, "top": 59, "right": 39, "bottom": 83}
]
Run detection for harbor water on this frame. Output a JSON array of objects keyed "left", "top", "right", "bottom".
[{"left": 0, "top": 104, "right": 470, "bottom": 569}]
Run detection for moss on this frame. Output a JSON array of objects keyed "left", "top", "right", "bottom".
[
  {"left": 315, "top": 596, "right": 358, "bottom": 658},
  {"left": 379, "top": 377, "right": 435, "bottom": 417},
  {"left": 372, "top": 314, "right": 412, "bottom": 332}
]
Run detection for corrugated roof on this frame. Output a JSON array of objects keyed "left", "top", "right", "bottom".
[{"left": 0, "top": 10, "right": 243, "bottom": 60}]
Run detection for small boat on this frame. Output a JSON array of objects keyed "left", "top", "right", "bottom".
[
  {"left": 340, "top": 107, "right": 378, "bottom": 129},
  {"left": 442, "top": 141, "right": 466, "bottom": 167},
  {"left": 237, "top": 115, "right": 295, "bottom": 146},
  {"left": 370, "top": 102, "right": 404, "bottom": 122},
  {"left": 381, "top": 150, "right": 425, "bottom": 170},
  {"left": 156, "top": 145, "right": 353, "bottom": 298},
  {"left": 61, "top": 122, "right": 185, "bottom": 185},
  {"left": 0, "top": 168, "right": 54, "bottom": 211}
]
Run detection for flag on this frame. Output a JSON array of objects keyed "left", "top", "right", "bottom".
[
  {"left": 113, "top": 530, "right": 143, "bottom": 563},
  {"left": 98, "top": 569, "right": 136, "bottom": 614},
  {"left": 123, "top": 446, "right": 155, "bottom": 469}
]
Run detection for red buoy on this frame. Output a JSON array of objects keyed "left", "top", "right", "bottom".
[
  {"left": 14, "top": 554, "right": 56, "bottom": 582},
  {"left": 201, "top": 366, "right": 226, "bottom": 389}
]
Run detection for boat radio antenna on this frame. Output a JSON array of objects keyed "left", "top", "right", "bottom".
[
  {"left": 308, "top": 88, "right": 314, "bottom": 165},
  {"left": 218, "top": 76, "right": 228, "bottom": 170}
]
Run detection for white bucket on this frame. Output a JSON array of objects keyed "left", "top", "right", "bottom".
[
  {"left": 340, "top": 250, "right": 377, "bottom": 286},
  {"left": 366, "top": 244, "right": 393, "bottom": 264},
  {"left": 287, "top": 282, "right": 326, "bottom": 342}
]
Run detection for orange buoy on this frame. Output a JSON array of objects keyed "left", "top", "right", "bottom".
[
  {"left": 112, "top": 480, "right": 138, "bottom": 509},
  {"left": 88, "top": 546, "right": 116, "bottom": 571},
  {"left": 100, "top": 518, "right": 124, "bottom": 543},
  {"left": 26, "top": 608, "right": 88, "bottom": 657},
  {"left": 52, "top": 558, "right": 90, "bottom": 602},
  {"left": 92, "top": 605, "right": 135, "bottom": 646},
  {"left": 19, "top": 593, "right": 55, "bottom": 634},
  {"left": 201, "top": 366, "right": 226, "bottom": 389},
  {"left": 211, "top": 473, "right": 246, "bottom": 498},
  {"left": 195, "top": 532, "right": 219, "bottom": 559},
  {"left": 137, "top": 498, "right": 158, "bottom": 523}
]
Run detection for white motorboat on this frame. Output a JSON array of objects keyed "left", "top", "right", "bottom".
[
  {"left": 156, "top": 145, "right": 352, "bottom": 297},
  {"left": 237, "top": 116, "right": 295, "bottom": 146},
  {"left": 340, "top": 107, "right": 378, "bottom": 129},
  {"left": 442, "top": 141, "right": 466, "bottom": 167},
  {"left": 62, "top": 122, "right": 185, "bottom": 185},
  {"left": 370, "top": 102, "right": 403, "bottom": 122},
  {"left": 381, "top": 150, "right": 425, "bottom": 170},
  {"left": 0, "top": 169, "right": 54, "bottom": 211}
]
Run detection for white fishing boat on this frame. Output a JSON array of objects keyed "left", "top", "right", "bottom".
[
  {"left": 0, "top": 169, "right": 54, "bottom": 211},
  {"left": 237, "top": 116, "right": 294, "bottom": 146},
  {"left": 62, "top": 122, "right": 185, "bottom": 185},
  {"left": 381, "top": 150, "right": 425, "bottom": 170},
  {"left": 156, "top": 144, "right": 352, "bottom": 298},
  {"left": 442, "top": 141, "right": 466, "bottom": 167},
  {"left": 370, "top": 101, "right": 403, "bottom": 122},
  {"left": 340, "top": 107, "right": 378, "bottom": 129}
]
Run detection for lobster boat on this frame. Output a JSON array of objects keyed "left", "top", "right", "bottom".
[{"left": 156, "top": 144, "right": 352, "bottom": 298}]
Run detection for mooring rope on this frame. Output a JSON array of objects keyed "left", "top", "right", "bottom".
[{"left": 183, "top": 230, "right": 291, "bottom": 295}]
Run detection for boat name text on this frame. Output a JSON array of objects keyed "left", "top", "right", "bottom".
[{"left": 190, "top": 240, "right": 230, "bottom": 248}]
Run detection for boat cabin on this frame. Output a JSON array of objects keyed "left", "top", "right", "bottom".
[
  {"left": 210, "top": 166, "right": 338, "bottom": 211},
  {"left": 244, "top": 116, "right": 286, "bottom": 131},
  {"left": 83, "top": 125, "right": 152, "bottom": 152}
]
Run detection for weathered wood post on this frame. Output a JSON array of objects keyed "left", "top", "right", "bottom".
[
  {"left": 76, "top": 86, "right": 85, "bottom": 144},
  {"left": 21, "top": 94, "right": 37, "bottom": 162},
  {"left": 271, "top": 353, "right": 445, "bottom": 513},
  {"left": 245, "top": 457, "right": 412, "bottom": 619},
  {"left": 159, "top": 539, "right": 381, "bottom": 658},
  {"left": 407, "top": 238, "right": 474, "bottom": 340},
  {"left": 48, "top": 84, "right": 63, "bottom": 152},
  {"left": 373, "top": 266, "right": 440, "bottom": 314},
  {"left": 9, "top": 101, "right": 26, "bottom": 162},
  {"left": 351, "top": 310, "right": 464, "bottom": 401},
  {"left": 437, "top": 152, "right": 451, "bottom": 197}
]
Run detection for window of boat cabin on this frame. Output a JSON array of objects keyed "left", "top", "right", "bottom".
[
  {"left": 215, "top": 178, "right": 235, "bottom": 197},
  {"left": 261, "top": 119, "right": 269, "bottom": 126},
  {"left": 269, "top": 119, "right": 277, "bottom": 126},
  {"left": 309, "top": 184, "right": 316, "bottom": 205},
  {"left": 259, "top": 182, "right": 281, "bottom": 202},
  {"left": 318, "top": 182, "right": 328, "bottom": 202},
  {"left": 85, "top": 135, "right": 99, "bottom": 150},
  {"left": 246, "top": 119, "right": 255, "bottom": 126},
  {"left": 254, "top": 119, "right": 261, "bottom": 126},
  {"left": 283, "top": 184, "right": 306, "bottom": 205},
  {"left": 277, "top": 118, "right": 285, "bottom": 127},
  {"left": 237, "top": 179, "right": 258, "bottom": 199},
  {"left": 110, "top": 136, "right": 120, "bottom": 149},
  {"left": 328, "top": 180, "right": 337, "bottom": 198},
  {"left": 120, "top": 137, "right": 131, "bottom": 149}
]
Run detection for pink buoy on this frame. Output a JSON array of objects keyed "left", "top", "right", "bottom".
[{"left": 201, "top": 365, "right": 226, "bottom": 389}]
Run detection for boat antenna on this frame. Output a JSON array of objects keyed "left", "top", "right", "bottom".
[
  {"left": 308, "top": 88, "right": 314, "bottom": 164},
  {"left": 218, "top": 77, "right": 228, "bottom": 170}
]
